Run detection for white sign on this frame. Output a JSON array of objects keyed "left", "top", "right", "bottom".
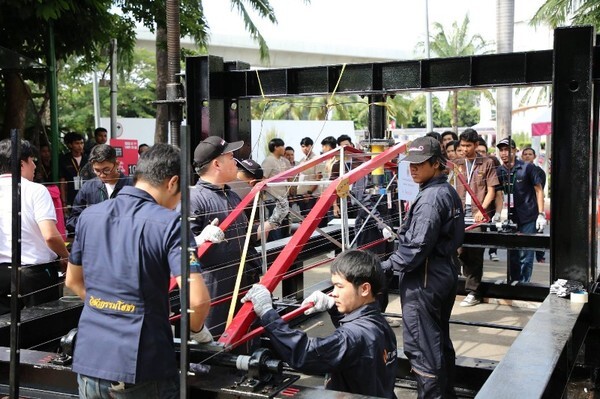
[{"left": 397, "top": 155, "right": 419, "bottom": 202}]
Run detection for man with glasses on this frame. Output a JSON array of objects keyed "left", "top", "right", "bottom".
[{"left": 66, "top": 144, "right": 132, "bottom": 235}]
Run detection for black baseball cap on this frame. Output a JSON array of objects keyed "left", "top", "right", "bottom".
[
  {"left": 236, "top": 158, "right": 263, "bottom": 179},
  {"left": 496, "top": 138, "right": 516, "bottom": 148},
  {"left": 402, "top": 136, "right": 442, "bottom": 164},
  {"left": 193, "top": 136, "right": 244, "bottom": 167}
]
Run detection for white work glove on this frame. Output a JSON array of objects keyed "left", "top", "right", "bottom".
[
  {"left": 492, "top": 213, "right": 502, "bottom": 230},
  {"left": 240, "top": 284, "right": 273, "bottom": 318},
  {"left": 301, "top": 291, "right": 335, "bottom": 315},
  {"left": 536, "top": 213, "right": 547, "bottom": 233},
  {"left": 190, "top": 325, "right": 213, "bottom": 343},
  {"left": 195, "top": 218, "right": 225, "bottom": 246},
  {"left": 382, "top": 226, "right": 397, "bottom": 242}
]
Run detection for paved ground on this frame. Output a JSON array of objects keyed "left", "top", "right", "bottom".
[{"left": 275, "top": 249, "right": 551, "bottom": 398}]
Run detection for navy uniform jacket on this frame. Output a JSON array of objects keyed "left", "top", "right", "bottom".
[
  {"left": 261, "top": 302, "right": 398, "bottom": 399},
  {"left": 69, "top": 186, "right": 200, "bottom": 384},
  {"left": 496, "top": 159, "right": 543, "bottom": 225},
  {"left": 189, "top": 179, "right": 260, "bottom": 335},
  {"left": 59, "top": 152, "right": 89, "bottom": 206},
  {"left": 66, "top": 173, "right": 133, "bottom": 233}
]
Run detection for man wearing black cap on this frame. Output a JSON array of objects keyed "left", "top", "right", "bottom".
[
  {"left": 381, "top": 136, "right": 464, "bottom": 399},
  {"left": 236, "top": 158, "right": 289, "bottom": 238},
  {"left": 190, "top": 136, "right": 261, "bottom": 337},
  {"left": 496, "top": 138, "right": 545, "bottom": 282}
]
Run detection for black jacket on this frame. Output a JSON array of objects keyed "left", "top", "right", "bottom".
[
  {"left": 66, "top": 173, "right": 133, "bottom": 233},
  {"left": 261, "top": 302, "right": 398, "bottom": 398}
]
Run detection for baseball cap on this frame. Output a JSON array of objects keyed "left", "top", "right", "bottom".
[
  {"left": 236, "top": 158, "right": 264, "bottom": 179},
  {"left": 496, "top": 138, "right": 516, "bottom": 148},
  {"left": 402, "top": 136, "right": 442, "bottom": 164},
  {"left": 193, "top": 136, "right": 244, "bottom": 167}
]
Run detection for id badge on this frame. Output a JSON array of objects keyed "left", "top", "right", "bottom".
[{"left": 73, "top": 176, "right": 82, "bottom": 191}]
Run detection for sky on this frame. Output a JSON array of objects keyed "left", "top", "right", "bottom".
[{"left": 201, "top": 0, "right": 551, "bottom": 61}]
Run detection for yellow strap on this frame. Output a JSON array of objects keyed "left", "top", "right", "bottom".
[
  {"left": 255, "top": 69, "right": 266, "bottom": 99},
  {"left": 226, "top": 192, "right": 260, "bottom": 328},
  {"left": 328, "top": 63, "right": 347, "bottom": 107}
]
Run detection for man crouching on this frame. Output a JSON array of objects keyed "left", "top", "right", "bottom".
[{"left": 242, "top": 250, "right": 397, "bottom": 398}]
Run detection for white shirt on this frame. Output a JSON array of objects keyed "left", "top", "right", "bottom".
[
  {"left": 0, "top": 175, "right": 58, "bottom": 264},
  {"left": 297, "top": 151, "right": 324, "bottom": 195}
]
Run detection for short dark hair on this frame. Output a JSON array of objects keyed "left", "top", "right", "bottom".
[
  {"left": 330, "top": 250, "right": 383, "bottom": 296},
  {"left": 138, "top": 144, "right": 149, "bottom": 154},
  {"left": 268, "top": 138, "right": 285, "bottom": 153},
  {"left": 425, "top": 131, "right": 442, "bottom": 143},
  {"left": 337, "top": 134, "right": 353, "bottom": 145},
  {"left": 300, "top": 137, "right": 314, "bottom": 147},
  {"left": 285, "top": 146, "right": 294, "bottom": 152},
  {"left": 458, "top": 128, "right": 479, "bottom": 144},
  {"left": 476, "top": 136, "right": 488, "bottom": 150},
  {"left": 134, "top": 143, "right": 180, "bottom": 190},
  {"left": 445, "top": 140, "right": 457, "bottom": 151},
  {"left": 94, "top": 127, "right": 107, "bottom": 138},
  {"left": 89, "top": 144, "right": 117, "bottom": 164},
  {"left": 522, "top": 147, "right": 536, "bottom": 156},
  {"left": 441, "top": 131, "right": 458, "bottom": 141},
  {"left": 0, "top": 139, "right": 37, "bottom": 174},
  {"left": 321, "top": 136, "right": 337, "bottom": 149},
  {"left": 64, "top": 131, "right": 84, "bottom": 145},
  {"left": 427, "top": 155, "right": 446, "bottom": 171}
]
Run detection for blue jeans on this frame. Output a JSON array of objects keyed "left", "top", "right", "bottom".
[
  {"left": 78, "top": 374, "right": 179, "bottom": 399},
  {"left": 508, "top": 221, "right": 536, "bottom": 283}
]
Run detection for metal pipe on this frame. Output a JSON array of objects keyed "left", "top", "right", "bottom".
[
  {"left": 110, "top": 38, "right": 118, "bottom": 139},
  {"left": 47, "top": 22, "right": 59, "bottom": 183},
  {"left": 179, "top": 122, "right": 191, "bottom": 397},
  {"left": 166, "top": 0, "right": 181, "bottom": 145},
  {"left": 9, "top": 129, "right": 22, "bottom": 399}
]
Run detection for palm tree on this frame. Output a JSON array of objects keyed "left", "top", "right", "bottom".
[{"left": 417, "top": 14, "right": 492, "bottom": 131}]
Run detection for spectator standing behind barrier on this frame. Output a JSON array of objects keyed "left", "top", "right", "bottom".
[
  {"left": 454, "top": 129, "right": 500, "bottom": 307},
  {"left": 321, "top": 136, "right": 340, "bottom": 219},
  {"left": 284, "top": 146, "right": 296, "bottom": 167},
  {"left": 476, "top": 138, "right": 502, "bottom": 262},
  {"left": 84, "top": 127, "right": 108, "bottom": 156},
  {"left": 261, "top": 138, "right": 291, "bottom": 241},
  {"left": 0, "top": 139, "right": 69, "bottom": 315},
  {"left": 66, "top": 144, "right": 133, "bottom": 235},
  {"left": 66, "top": 144, "right": 211, "bottom": 399},
  {"left": 296, "top": 137, "right": 324, "bottom": 222},
  {"left": 496, "top": 139, "right": 546, "bottom": 283},
  {"left": 59, "top": 132, "right": 89, "bottom": 210},
  {"left": 381, "top": 136, "right": 464, "bottom": 399},
  {"left": 441, "top": 131, "right": 458, "bottom": 158},
  {"left": 242, "top": 250, "right": 398, "bottom": 398},
  {"left": 138, "top": 144, "right": 150, "bottom": 155},
  {"left": 521, "top": 147, "right": 547, "bottom": 263},
  {"left": 189, "top": 136, "right": 261, "bottom": 337},
  {"left": 35, "top": 143, "right": 67, "bottom": 240}
]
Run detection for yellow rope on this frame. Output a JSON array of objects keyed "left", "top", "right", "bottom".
[
  {"left": 226, "top": 191, "right": 260, "bottom": 328},
  {"left": 255, "top": 69, "right": 266, "bottom": 99},
  {"left": 328, "top": 63, "right": 347, "bottom": 108}
]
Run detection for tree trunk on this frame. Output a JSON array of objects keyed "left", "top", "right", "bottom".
[
  {"left": 2, "top": 72, "right": 28, "bottom": 139},
  {"left": 154, "top": 25, "right": 169, "bottom": 144},
  {"left": 496, "top": 0, "right": 515, "bottom": 141}
]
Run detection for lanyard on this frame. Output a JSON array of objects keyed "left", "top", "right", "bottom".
[
  {"left": 465, "top": 159, "right": 476, "bottom": 184},
  {"left": 502, "top": 166, "right": 518, "bottom": 194},
  {"left": 70, "top": 157, "right": 81, "bottom": 175}
]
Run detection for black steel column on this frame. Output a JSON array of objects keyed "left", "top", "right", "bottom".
[
  {"left": 185, "top": 56, "right": 225, "bottom": 156},
  {"left": 368, "top": 94, "right": 386, "bottom": 140},
  {"left": 550, "top": 27, "right": 595, "bottom": 283},
  {"left": 224, "top": 61, "right": 251, "bottom": 158}
]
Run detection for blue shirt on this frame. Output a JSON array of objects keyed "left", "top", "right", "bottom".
[
  {"left": 70, "top": 186, "right": 200, "bottom": 383},
  {"left": 496, "top": 160, "right": 543, "bottom": 225}
]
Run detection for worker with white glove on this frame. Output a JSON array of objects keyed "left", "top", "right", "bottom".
[
  {"left": 195, "top": 218, "right": 225, "bottom": 246},
  {"left": 382, "top": 226, "right": 397, "bottom": 242},
  {"left": 240, "top": 250, "right": 398, "bottom": 398},
  {"left": 496, "top": 138, "right": 546, "bottom": 282}
]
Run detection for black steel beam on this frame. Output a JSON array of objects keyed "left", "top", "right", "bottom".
[
  {"left": 550, "top": 27, "right": 595, "bottom": 283},
  {"left": 463, "top": 231, "right": 550, "bottom": 251}
]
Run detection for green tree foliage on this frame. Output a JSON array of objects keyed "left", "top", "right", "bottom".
[
  {"left": 416, "top": 14, "right": 492, "bottom": 131},
  {"left": 0, "top": 0, "right": 136, "bottom": 137},
  {"left": 532, "top": 0, "right": 600, "bottom": 29},
  {"left": 58, "top": 48, "right": 157, "bottom": 135}
]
